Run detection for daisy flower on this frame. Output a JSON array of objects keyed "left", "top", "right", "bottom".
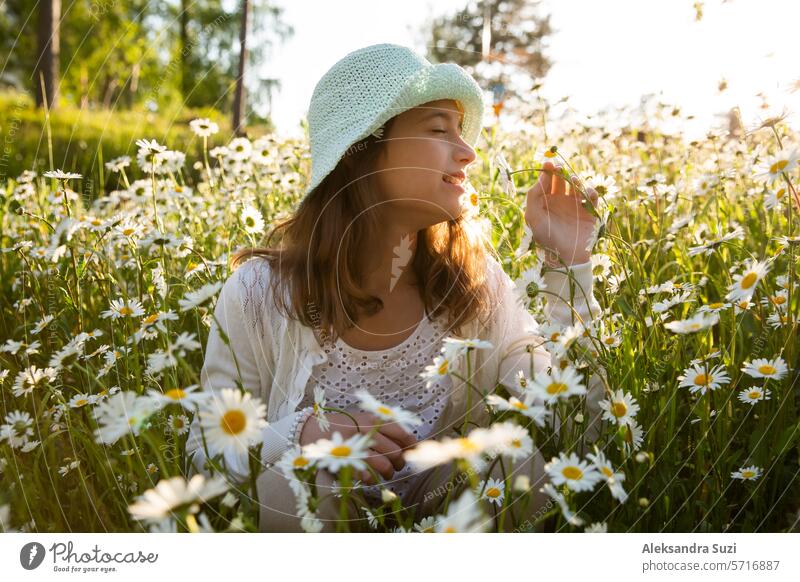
[
  {"left": 147, "top": 384, "right": 208, "bottom": 411},
  {"left": 664, "top": 311, "right": 719, "bottom": 334},
  {"left": 725, "top": 259, "right": 770, "bottom": 302},
  {"left": 354, "top": 389, "right": 423, "bottom": 433},
  {"left": 478, "top": 478, "right": 506, "bottom": 506},
  {"left": 104, "top": 156, "right": 131, "bottom": 173},
  {"left": 587, "top": 449, "right": 628, "bottom": 503},
  {"left": 677, "top": 363, "right": 731, "bottom": 396},
  {"left": 482, "top": 421, "right": 534, "bottom": 461},
  {"left": 31, "top": 314, "right": 55, "bottom": 335},
  {"left": 93, "top": 391, "right": 160, "bottom": 445},
  {"left": 178, "top": 282, "right": 223, "bottom": 311},
  {"left": 621, "top": 421, "right": 644, "bottom": 455},
  {"left": 440, "top": 337, "right": 494, "bottom": 361},
  {"left": 100, "top": 297, "right": 146, "bottom": 319},
  {"left": 541, "top": 483, "right": 584, "bottom": 527},
  {"left": 731, "top": 465, "right": 762, "bottom": 481},
  {"left": 753, "top": 148, "right": 799, "bottom": 183},
  {"left": 240, "top": 205, "right": 265, "bottom": 235},
  {"left": 12, "top": 366, "right": 57, "bottom": 397},
  {"left": 420, "top": 354, "right": 453, "bottom": 388},
  {"left": 486, "top": 392, "right": 550, "bottom": 427},
  {"left": 68, "top": 393, "right": 95, "bottom": 408},
  {"left": 545, "top": 452, "right": 602, "bottom": 492},
  {"left": 737, "top": 386, "right": 771, "bottom": 406},
  {"left": 513, "top": 265, "right": 547, "bottom": 308},
  {"left": 528, "top": 365, "right": 587, "bottom": 404},
  {"left": 168, "top": 414, "right": 190, "bottom": 435},
  {"left": 312, "top": 385, "right": 330, "bottom": 433},
  {"left": 302, "top": 430, "right": 372, "bottom": 474},
  {"left": 196, "top": 388, "right": 268, "bottom": 472},
  {"left": 585, "top": 522, "right": 608, "bottom": 533},
  {"left": 741, "top": 357, "right": 788, "bottom": 380},
  {"left": 697, "top": 301, "right": 730, "bottom": 314},
  {"left": 0, "top": 411, "right": 34, "bottom": 449},
  {"left": 43, "top": 169, "right": 82, "bottom": 181},
  {"left": 598, "top": 389, "right": 640, "bottom": 426},
  {"left": 760, "top": 289, "right": 788, "bottom": 311},
  {"left": 433, "top": 489, "right": 489, "bottom": 533},
  {"left": 189, "top": 118, "right": 220, "bottom": 138},
  {"left": 227, "top": 137, "right": 252, "bottom": 160},
  {"left": 128, "top": 474, "right": 229, "bottom": 523},
  {"left": 591, "top": 253, "right": 612, "bottom": 279}
]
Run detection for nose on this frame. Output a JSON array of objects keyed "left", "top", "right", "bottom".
[{"left": 454, "top": 138, "right": 477, "bottom": 168}]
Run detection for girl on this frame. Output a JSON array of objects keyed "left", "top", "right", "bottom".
[{"left": 187, "top": 43, "right": 604, "bottom": 532}]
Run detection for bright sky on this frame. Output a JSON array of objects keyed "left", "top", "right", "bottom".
[{"left": 261, "top": 0, "right": 800, "bottom": 141}]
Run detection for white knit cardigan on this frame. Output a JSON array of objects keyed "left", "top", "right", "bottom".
[{"left": 187, "top": 252, "right": 604, "bottom": 483}]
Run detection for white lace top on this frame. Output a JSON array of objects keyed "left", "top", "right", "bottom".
[{"left": 296, "top": 313, "right": 452, "bottom": 503}]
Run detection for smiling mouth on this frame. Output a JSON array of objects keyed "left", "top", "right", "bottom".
[{"left": 443, "top": 174, "right": 464, "bottom": 185}]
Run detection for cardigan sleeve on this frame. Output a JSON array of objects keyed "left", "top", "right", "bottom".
[
  {"left": 488, "top": 255, "right": 606, "bottom": 442},
  {"left": 185, "top": 261, "right": 299, "bottom": 484}
]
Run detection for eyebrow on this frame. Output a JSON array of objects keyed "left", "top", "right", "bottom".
[{"left": 418, "top": 110, "right": 464, "bottom": 131}]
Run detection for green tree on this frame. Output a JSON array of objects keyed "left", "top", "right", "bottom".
[{"left": 425, "top": 0, "right": 553, "bottom": 102}]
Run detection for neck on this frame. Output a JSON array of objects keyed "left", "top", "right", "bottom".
[{"left": 361, "top": 228, "right": 419, "bottom": 296}]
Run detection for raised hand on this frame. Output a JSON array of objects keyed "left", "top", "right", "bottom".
[{"left": 524, "top": 160, "right": 600, "bottom": 266}]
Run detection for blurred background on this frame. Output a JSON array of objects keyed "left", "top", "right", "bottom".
[{"left": 1, "top": 0, "right": 798, "bottom": 182}]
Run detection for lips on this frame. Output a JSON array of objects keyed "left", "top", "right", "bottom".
[{"left": 442, "top": 171, "right": 466, "bottom": 185}]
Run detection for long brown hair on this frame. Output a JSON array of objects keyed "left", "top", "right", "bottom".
[{"left": 231, "top": 115, "right": 493, "bottom": 343}]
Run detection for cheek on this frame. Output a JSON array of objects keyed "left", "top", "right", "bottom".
[{"left": 382, "top": 140, "right": 447, "bottom": 192}]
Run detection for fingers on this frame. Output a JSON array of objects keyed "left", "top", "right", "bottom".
[
  {"left": 540, "top": 160, "right": 555, "bottom": 195},
  {"left": 370, "top": 431, "right": 406, "bottom": 471},
  {"left": 377, "top": 421, "right": 417, "bottom": 451},
  {"left": 362, "top": 448, "right": 395, "bottom": 482},
  {"left": 552, "top": 163, "right": 567, "bottom": 196}
]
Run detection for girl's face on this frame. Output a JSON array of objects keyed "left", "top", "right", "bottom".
[{"left": 373, "top": 99, "right": 477, "bottom": 228}]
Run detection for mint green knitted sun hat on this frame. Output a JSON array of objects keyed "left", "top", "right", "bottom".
[{"left": 304, "top": 43, "right": 486, "bottom": 195}]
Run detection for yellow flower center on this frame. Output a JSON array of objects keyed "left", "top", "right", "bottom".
[
  {"left": 511, "top": 439, "right": 522, "bottom": 448},
  {"left": 165, "top": 388, "right": 186, "bottom": 401},
  {"left": 611, "top": 401, "right": 627, "bottom": 417},
  {"left": 437, "top": 360, "right": 449, "bottom": 375},
  {"left": 376, "top": 406, "right": 393, "bottom": 416},
  {"left": 550, "top": 332, "right": 561, "bottom": 341},
  {"left": 601, "top": 466, "right": 614, "bottom": 478},
  {"left": 512, "top": 400, "right": 527, "bottom": 410},
  {"left": 455, "top": 438, "right": 480, "bottom": 453},
  {"left": 293, "top": 456, "right": 310, "bottom": 468},
  {"left": 142, "top": 314, "right": 159, "bottom": 325},
  {"left": 694, "top": 374, "right": 709, "bottom": 386},
  {"left": 470, "top": 192, "right": 479, "bottom": 207},
  {"left": 604, "top": 337, "right": 616, "bottom": 344},
  {"left": 74, "top": 399, "right": 88, "bottom": 407},
  {"left": 444, "top": 526, "right": 456, "bottom": 533},
  {"left": 486, "top": 487, "right": 502, "bottom": 498},
  {"left": 742, "top": 470, "right": 755, "bottom": 479},
  {"left": 330, "top": 445, "right": 352, "bottom": 457},
  {"left": 122, "top": 228, "right": 135, "bottom": 236},
  {"left": 689, "top": 323, "right": 701, "bottom": 330},
  {"left": 708, "top": 302, "right": 724, "bottom": 309},
  {"left": 757, "top": 364, "right": 776, "bottom": 375},
  {"left": 562, "top": 466, "right": 583, "bottom": 480},
  {"left": 769, "top": 160, "right": 788, "bottom": 174},
  {"left": 748, "top": 391, "right": 761, "bottom": 399},
  {"left": 777, "top": 188, "right": 786, "bottom": 199},
  {"left": 740, "top": 272, "right": 758, "bottom": 289},
  {"left": 220, "top": 410, "right": 246, "bottom": 435},
  {"left": 772, "top": 296, "right": 786, "bottom": 305},
  {"left": 118, "top": 306, "right": 133, "bottom": 316},
  {"left": 546, "top": 382, "right": 568, "bottom": 395}
]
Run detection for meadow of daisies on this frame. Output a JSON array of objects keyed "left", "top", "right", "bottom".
[{"left": 1, "top": 104, "right": 798, "bottom": 533}]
